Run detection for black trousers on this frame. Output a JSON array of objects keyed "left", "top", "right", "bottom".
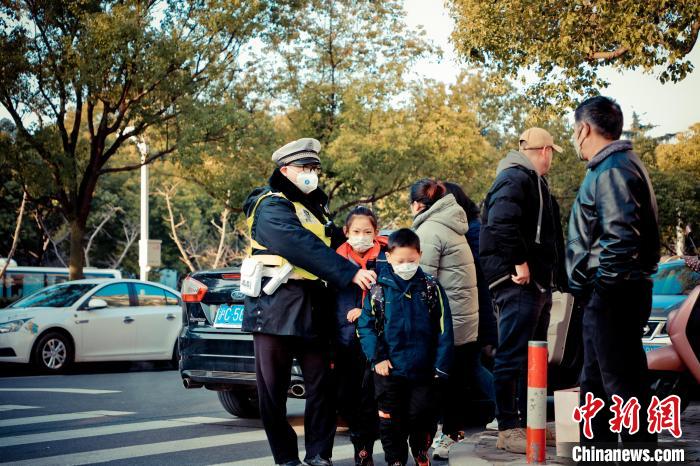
[
  {"left": 334, "top": 340, "right": 379, "bottom": 449},
  {"left": 374, "top": 373, "right": 436, "bottom": 465},
  {"left": 580, "top": 280, "right": 658, "bottom": 448},
  {"left": 492, "top": 281, "right": 552, "bottom": 430},
  {"left": 254, "top": 333, "right": 335, "bottom": 464},
  {"left": 440, "top": 342, "right": 482, "bottom": 436}
]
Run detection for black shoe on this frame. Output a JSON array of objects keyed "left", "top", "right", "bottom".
[
  {"left": 278, "top": 460, "right": 302, "bottom": 466},
  {"left": 304, "top": 454, "right": 332, "bottom": 466}
]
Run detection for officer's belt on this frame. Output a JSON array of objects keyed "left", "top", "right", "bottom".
[{"left": 255, "top": 254, "right": 307, "bottom": 281}]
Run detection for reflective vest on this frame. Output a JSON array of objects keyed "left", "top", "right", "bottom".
[{"left": 246, "top": 191, "right": 331, "bottom": 280}]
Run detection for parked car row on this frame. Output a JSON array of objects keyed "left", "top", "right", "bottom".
[{"left": 0, "top": 279, "right": 182, "bottom": 371}]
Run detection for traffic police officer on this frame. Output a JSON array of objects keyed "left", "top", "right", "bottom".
[{"left": 242, "top": 138, "right": 376, "bottom": 466}]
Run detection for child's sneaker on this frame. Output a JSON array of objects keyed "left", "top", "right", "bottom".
[
  {"left": 430, "top": 431, "right": 443, "bottom": 449},
  {"left": 354, "top": 447, "right": 373, "bottom": 466},
  {"left": 431, "top": 434, "right": 455, "bottom": 460},
  {"left": 414, "top": 451, "right": 430, "bottom": 466},
  {"left": 485, "top": 418, "right": 499, "bottom": 430}
]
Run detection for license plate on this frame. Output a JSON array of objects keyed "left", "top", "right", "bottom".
[{"left": 214, "top": 304, "right": 245, "bottom": 328}]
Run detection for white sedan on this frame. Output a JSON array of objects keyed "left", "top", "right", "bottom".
[{"left": 0, "top": 279, "right": 182, "bottom": 372}]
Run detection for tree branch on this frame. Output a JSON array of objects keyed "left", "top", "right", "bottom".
[
  {"left": 99, "top": 146, "right": 177, "bottom": 174},
  {"left": 157, "top": 186, "right": 196, "bottom": 272},
  {"left": 0, "top": 191, "right": 27, "bottom": 280},
  {"left": 331, "top": 184, "right": 409, "bottom": 216},
  {"left": 587, "top": 46, "right": 629, "bottom": 61},
  {"left": 84, "top": 205, "right": 122, "bottom": 267}
]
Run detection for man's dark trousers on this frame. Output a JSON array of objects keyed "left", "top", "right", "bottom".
[
  {"left": 254, "top": 333, "right": 335, "bottom": 464},
  {"left": 374, "top": 373, "right": 435, "bottom": 464},
  {"left": 580, "top": 279, "right": 657, "bottom": 447},
  {"left": 492, "top": 281, "right": 552, "bottom": 430}
]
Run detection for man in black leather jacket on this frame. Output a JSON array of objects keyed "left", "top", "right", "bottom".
[
  {"left": 567, "top": 96, "right": 660, "bottom": 449},
  {"left": 243, "top": 138, "right": 376, "bottom": 466}
]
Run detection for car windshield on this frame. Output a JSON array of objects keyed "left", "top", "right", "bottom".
[
  {"left": 8, "top": 283, "right": 98, "bottom": 308},
  {"left": 652, "top": 263, "right": 700, "bottom": 295}
]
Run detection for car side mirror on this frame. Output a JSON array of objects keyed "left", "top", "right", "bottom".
[{"left": 87, "top": 298, "right": 108, "bottom": 310}]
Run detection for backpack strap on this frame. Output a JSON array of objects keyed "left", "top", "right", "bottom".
[
  {"left": 370, "top": 283, "right": 385, "bottom": 337},
  {"left": 423, "top": 274, "right": 440, "bottom": 314}
]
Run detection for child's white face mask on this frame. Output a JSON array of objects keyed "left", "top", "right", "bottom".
[
  {"left": 392, "top": 262, "right": 419, "bottom": 281},
  {"left": 348, "top": 235, "right": 374, "bottom": 253}
]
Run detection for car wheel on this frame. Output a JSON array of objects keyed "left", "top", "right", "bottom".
[
  {"left": 34, "top": 332, "right": 73, "bottom": 373},
  {"left": 650, "top": 372, "right": 691, "bottom": 412},
  {"left": 217, "top": 389, "right": 260, "bottom": 418}
]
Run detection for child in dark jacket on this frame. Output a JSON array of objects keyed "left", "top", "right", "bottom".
[
  {"left": 358, "top": 228, "right": 454, "bottom": 466},
  {"left": 335, "top": 206, "right": 387, "bottom": 466}
]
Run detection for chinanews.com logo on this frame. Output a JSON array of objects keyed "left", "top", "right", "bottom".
[{"left": 571, "top": 392, "right": 686, "bottom": 464}]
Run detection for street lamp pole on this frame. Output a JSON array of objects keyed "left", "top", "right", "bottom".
[{"left": 123, "top": 126, "right": 150, "bottom": 281}]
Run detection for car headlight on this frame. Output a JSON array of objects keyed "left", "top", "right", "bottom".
[{"left": 0, "top": 319, "right": 31, "bottom": 334}]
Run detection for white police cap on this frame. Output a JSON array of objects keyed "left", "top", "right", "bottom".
[{"left": 271, "top": 138, "right": 321, "bottom": 167}]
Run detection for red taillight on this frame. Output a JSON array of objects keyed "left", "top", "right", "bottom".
[
  {"left": 222, "top": 273, "right": 241, "bottom": 280},
  {"left": 181, "top": 277, "right": 208, "bottom": 303}
]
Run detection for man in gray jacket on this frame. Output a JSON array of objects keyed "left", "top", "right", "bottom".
[{"left": 480, "top": 128, "right": 566, "bottom": 453}]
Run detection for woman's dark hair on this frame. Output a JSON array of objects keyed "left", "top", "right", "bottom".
[
  {"left": 444, "top": 182, "right": 480, "bottom": 222},
  {"left": 344, "top": 205, "right": 378, "bottom": 230},
  {"left": 410, "top": 178, "right": 446, "bottom": 209},
  {"left": 387, "top": 228, "right": 421, "bottom": 253},
  {"left": 574, "top": 96, "right": 624, "bottom": 140}
]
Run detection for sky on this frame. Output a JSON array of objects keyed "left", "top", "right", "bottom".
[{"left": 403, "top": 0, "right": 700, "bottom": 137}]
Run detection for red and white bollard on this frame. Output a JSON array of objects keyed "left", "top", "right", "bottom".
[{"left": 527, "top": 340, "right": 548, "bottom": 464}]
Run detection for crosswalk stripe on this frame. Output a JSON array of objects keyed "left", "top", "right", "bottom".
[
  {"left": 0, "top": 388, "right": 120, "bottom": 395},
  {"left": 0, "top": 405, "right": 39, "bottom": 412},
  {"left": 0, "top": 416, "right": 234, "bottom": 448},
  {"left": 1, "top": 430, "right": 270, "bottom": 466},
  {"left": 212, "top": 442, "right": 385, "bottom": 466},
  {"left": 0, "top": 410, "right": 133, "bottom": 428}
]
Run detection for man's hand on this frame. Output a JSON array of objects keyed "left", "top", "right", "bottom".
[
  {"left": 511, "top": 262, "right": 530, "bottom": 285},
  {"left": 352, "top": 269, "right": 377, "bottom": 291},
  {"left": 346, "top": 308, "right": 362, "bottom": 323},
  {"left": 374, "top": 359, "right": 393, "bottom": 376}
]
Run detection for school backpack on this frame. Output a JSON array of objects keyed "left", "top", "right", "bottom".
[{"left": 370, "top": 274, "right": 440, "bottom": 339}]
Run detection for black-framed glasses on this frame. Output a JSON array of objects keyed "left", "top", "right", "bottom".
[{"left": 294, "top": 163, "right": 322, "bottom": 175}]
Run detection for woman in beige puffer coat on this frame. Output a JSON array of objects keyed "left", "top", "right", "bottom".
[
  {"left": 410, "top": 178, "right": 480, "bottom": 457},
  {"left": 411, "top": 181, "right": 479, "bottom": 345}
]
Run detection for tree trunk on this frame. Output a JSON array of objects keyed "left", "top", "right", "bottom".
[
  {"left": 0, "top": 191, "right": 27, "bottom": 280},
  {"left": 69, "top": 218, "right": 87, "bottom": 280}
]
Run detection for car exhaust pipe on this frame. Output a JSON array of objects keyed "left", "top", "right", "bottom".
[
  {"left": 289, "top": 383, "right": 305, "bottom": 398},
  {"left": 183, "top": 377, "right": 203, "bottom": 389}
]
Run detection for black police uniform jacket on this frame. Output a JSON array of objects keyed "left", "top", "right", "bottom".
[
  {"left": 479, "top": 150, "right": 567, "bottom": 291},
  {"left": 566, "top": 140, "right": 660, "bottom": 297},
  {"left": 242, "top": 168, "right": 358, "bottom": 337}
]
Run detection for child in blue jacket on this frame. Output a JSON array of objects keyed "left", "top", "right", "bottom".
[
  {"left": 335, "top": 206, "right": 387, "bottom": 465},
  {"left": 358, "top": 228, "right": 454, "bottom": 466}
]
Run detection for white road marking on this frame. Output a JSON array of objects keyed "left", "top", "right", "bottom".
[
  {"left": 0, "top": 416, "right": 234, "bottom": 447},
  {"left": 2, "top": 430, "right": 270, "bottom": 466},
  {"left": 0, "top": 410, "right": 132, "bottom": 428},
  {"left": 211, "top": 442, "right": 385, "bottom": 466},
  {"left": 0, "top": 388, "right": 120, "bottom": 395},
  {"left": 0, "top": 405, "right": 39, "bottom": 412}
]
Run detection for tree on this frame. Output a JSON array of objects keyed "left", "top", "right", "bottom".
[
  {"left": 654, "top": 123, "right": 700, "bottom": 254},
  {"left": 0, "top": 0, "right": 291, "bottom": 278},
  {"left": 447, "top": 0, "right": 700, "bottom": 106}
]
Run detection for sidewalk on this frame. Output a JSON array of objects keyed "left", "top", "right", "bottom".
[{"left": 449, "top": 404, "right": 700, "bottom": 465}]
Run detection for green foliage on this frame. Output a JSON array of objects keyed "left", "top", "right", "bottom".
[{"left": 447, "top": 0, "right": 700, "bottom": 107}]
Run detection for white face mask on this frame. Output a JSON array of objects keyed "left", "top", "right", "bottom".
[
  {"left": 392, "top": 262, "right": 419, "bottom": 281},
  {"left": 294, "top": 171, "right": 318, "bottom": 194},
  {"left": 347, "top": 235, "right": 374, "bottom": 253}
]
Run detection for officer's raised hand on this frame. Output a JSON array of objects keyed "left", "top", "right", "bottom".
[{"left": 353, "top": 269, "right": 377, "bottom": 291}]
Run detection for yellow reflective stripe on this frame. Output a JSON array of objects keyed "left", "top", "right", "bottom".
[
  {"left": 437, "top": 286, "right": 445, "bottom": 333},
  {"left": 246, "top": 190, "right": 330, "bottom": 280}
]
